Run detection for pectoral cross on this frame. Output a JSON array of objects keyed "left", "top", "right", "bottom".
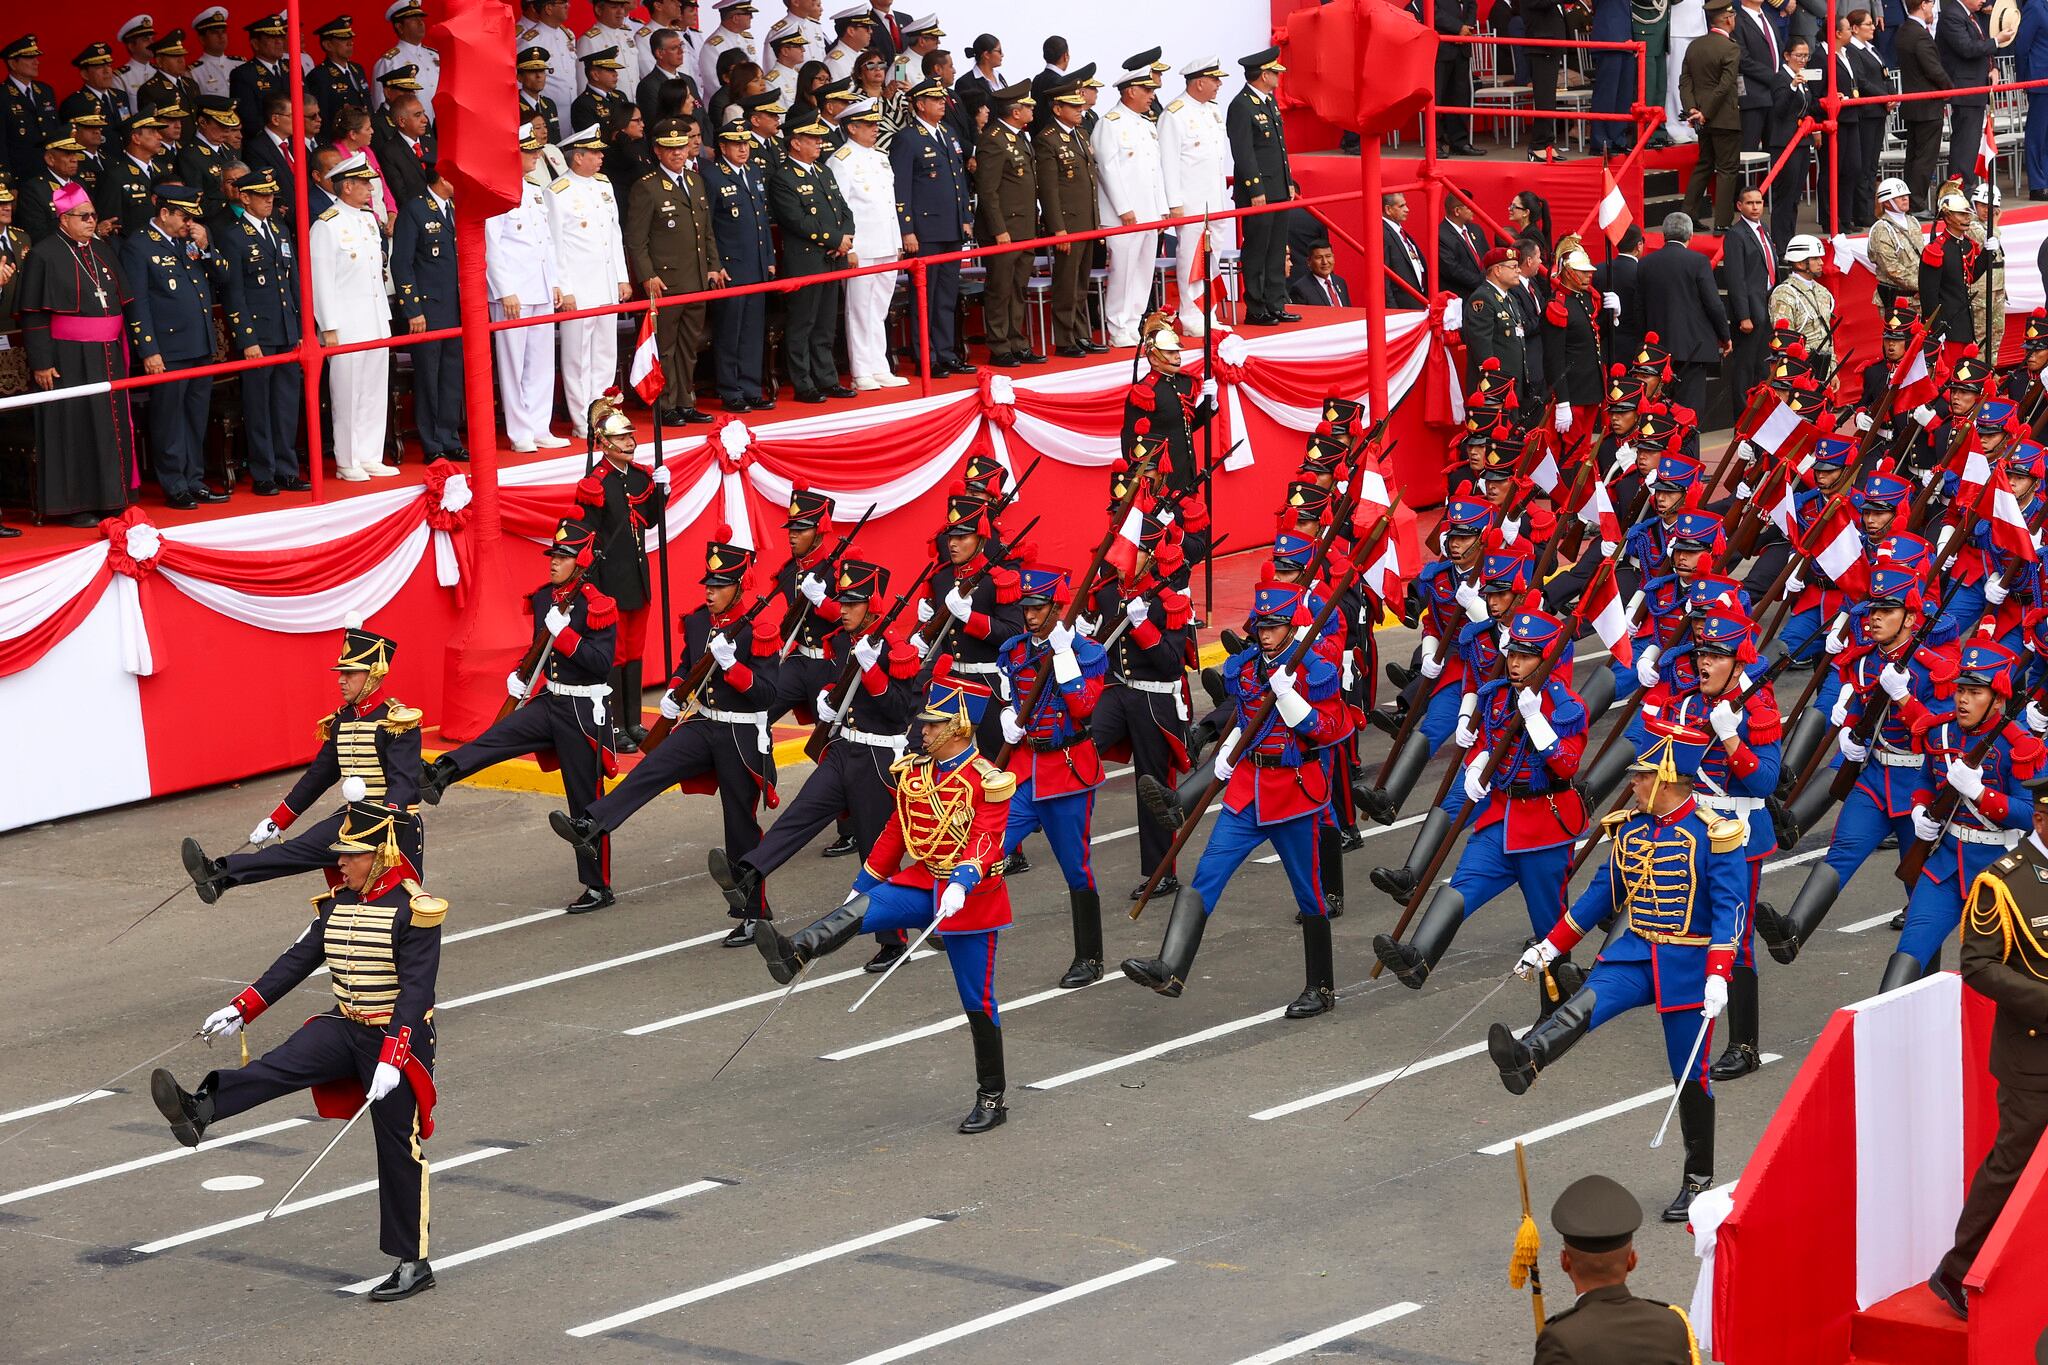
[{"left": 91, "top": 278, "right": 109, "bottom": 309}]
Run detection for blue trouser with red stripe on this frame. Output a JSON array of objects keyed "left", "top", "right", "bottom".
[
  {"left": 1002, "top": 780, "right": 1096, "bottom": 891},
  {"left": 861, "top": 882, "right": 1001, "bottom": 1022},
  {"left": 1448, "top": 821, "right": 1571, "bottom": 941},
  {"left": 1900, "top": 834, "right": 2013, "bottom": 971},
  {"left": 1581, "top": 958, "right": 1715, "bottom": 1087},
  {"left": 1189, "top": 803, "right": 1324, "bottom": 920}
]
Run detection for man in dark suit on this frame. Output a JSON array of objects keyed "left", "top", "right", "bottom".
[
  {"left": 390, "top": 176, "right": 467, "bottom": 462},
  {"left": 1380, "top": 191, "right": 1427, "bottom": 308},
  {"left": 1897, "top": 0, "right": 1950, "bottom": 205},
  {"left": 893, "top": 75, "right": 974, "bottom": 375},
  {"left": 220, "top": 169, "right": 309, "bottom": 495},
  {"left": 1438, "top": 198, "right": 1491, "bottom": 298},
  {"left": 636, "top": 27, "right": 697, "bottom": 129},
  {"left": 1939, "top": 0, "right": 1996, "bottom": 191},
  {"left": 706, "top": 123, "right": 774, "bottom": 410},
  {"left": 1292, "top": 244, "right": 1353, "bottom": 307},
  {"left": 371, "top": 93, "right": 434, "bottom": 207},
  {"left": 1735, "top": 0, "right": 1783, "bottom": 150},
  {"left": 1627, "top": 213, "right": 1731, "bottom": 413},
  {"left": 1593, "top": 226, "right": 1645, "bottom": 364},
  {"left": 1463, "top": 246, "right": 1534, "bottom": 392},
  {"left": 1428, "top": 0, "right": 1482, "bottom": 155},
  {"left": 1765, "top": 43, "right": 1818, "bottom": 247},
  {"left": 1845, "top": 16, "right": 1890, "bottom": 220},
  {"left": 1721, "top": 186, "right": 1776, "bottom": 400}
]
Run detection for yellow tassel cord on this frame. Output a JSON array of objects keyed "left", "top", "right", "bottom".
[{"left": 1510, "top": 1141, "right": 1547, "bottom": 1332}]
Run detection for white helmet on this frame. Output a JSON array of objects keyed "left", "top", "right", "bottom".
[
  {"left": 1972, "top": 180, "right": 2003, "bottom": 207},
  {"left": 1784, "top": 234, "right": 1824, "bottom": 263},
  {"left": 1877, "top": 176, "right": 1911, "bottom": 205}
]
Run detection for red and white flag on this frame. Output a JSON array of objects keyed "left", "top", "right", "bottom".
[
  {"left": 630, "top": 312, "right": 665, "bottom": 405},
  {"left": 1583, "top": 565, "right": 1633, "bottom": 668},
  {"left": 1802, "top": 495, "right": 1867, "bottom": 589},
  {"left": 1890, "top": 329, "right": 1938, "bottom": 414},
  {"left": 1352, "top": 455, "right": 1421, "bottom": 602},
  {"left": 1763, "top": 462, "right": 1803, "bottom": 540},
  {"left": 1598, "top": 165, "right": 1632, "bottom": 247},
  {"left": 1577, "top": 473, "right": 1622, "bottom": 548},
  {"left": 1104, "top": 502, "right": 1150, "bottom": 579},
  {"left": 1742, "top": 394, "right": 1821, "bottom": 472},
  {"left": 1982, "top": 467, "right": 2038, "bottom": 563},
  {"left": 1975, "top": 107, "right": 1998, "bottom": 180},
  {"left": 1950, "top": 435, "right": 1993, "bottom": 512}
]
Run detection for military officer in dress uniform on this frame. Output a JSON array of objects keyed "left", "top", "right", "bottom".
[
  {"left": 769, "top": 112, "right": 856, "bottom": 401},
  {"left": 829, "top": 97, "right": 904, "bottom": 388},
  {"left": 61, "top": 95, "right": 113, "bottom": 206},
  {"left": 518, "top": 0, "right": 579, "bottom": 116},
  {"left": 425, "top": 519, "right": 619, "bottom": 911},
  {"left": 98, "top": 110, "right": 166, "bottom": 236},
  {"left": 189, "top": 9, "right": 238, "bottom": 103},
  {"left": 706, "top": 117, "right": 773, "bottom": 411},
  {"left": 3, "top": 36, "right": 59, "bottom": 191},
  {"left": 1037, "top": 78, "right": 1100, "bottom": 358},
  {"left": 1533, "top": 1174, "right": 1701, "bottom": 1362},
  {"left": 517, "top": 46, "right": 562, "bottom": 146},
  {"left": 176, "top": 94, "right": 238, "bottom": 227},
  {"left": 577, "top": 0, "right": 642, "bottom": 88},
  {"left": 230, "top": 14, "right": 290, "bottom": 138},
  {"left": 1093, "top": 56, "right": 1168, "bottom": 349},
  {"left": 1160, "top": 57, "right": 1232, "bottom": 335},
  {"left": 892, "top": 75, "right": 973, "bottom": 375},
  {"left": 823, "top": 5, "right": 875, "bottom": 81},
  {"left": 569, "top": 46, "right": 632, "bottom": 137},
  {"left": 182, "top": 622, "right": 424, "bottom": 901},
  {"left": 753, "top": 658, "right": 1018, "bottom": 1133},
  {"left": 154, "top": 799, "right": 445, "bottom": 1302},
  {"left": 744, "top": 88, "right": 787, "bottom": 177},
  {"left": 390, "top": 174, "right": 467, "bottom": 462},
  {"left": 1228, "top": 47, "right": 1298, "bottom": 327},
  {"left": 137, "top": 29, "right": 202, "bottom": 119},
  {"left": 221, "top": 168, "right": 309, "bottom": 495},
  {"left": 373, "top": 0, "right": 440, "bottom": 121},
  {"left": 1465, "top": 246, "right": 1534, "bottom": 394},
  {"left": 305, "top": 15, "right": 372, "bottom": 129},
  {"left": 699, "top": 0, "right": 758, "bottom": 94},
  {"left": 487, "top": 123, "right": 566, "bottom": 452},
  {"left": 75, "top": 41, "right": 132, "bottom": 129},
  {"left": 975, "top": 82, "right": 1040, "bottom": 367},
  {"left": 18, "top": 132, "right": 83, "bottom": 243},
  {"left": 627, "top": 115, "right": 720, "bottom": 423},
  {"left": 123, "top": 181, "right": 227, "bottom": 509},
  {"left": 113, "top": 15, "right": 158, "bottom": 100},
  {"left": 548, "top": 125, "right": 630, "bottom": 435},
  {"left": 312, "top": 153, "right": 398, "bottom": 479}
]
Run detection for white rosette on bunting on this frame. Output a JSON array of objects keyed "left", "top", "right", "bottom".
[
  {"left": 428, "top": 470, "right": 471, "bottom": 587},
  {"left": 110, "top": 518, "right": 162, "bottom": 676},
  {"left": 1213, "top": 331, "right": 1256, "bottom": 471},
  {"left": 978, "top": 372, "right": 1020, "bottom": 474},
  {"left": 715, "top": 416, "right": 756, "bottom": 549}
]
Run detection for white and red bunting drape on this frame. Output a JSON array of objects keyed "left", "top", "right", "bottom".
[{"left": 0, "top": 313, "right": 1457, "bottom": 831}]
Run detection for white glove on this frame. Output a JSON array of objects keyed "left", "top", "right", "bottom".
[
  {"left": 1602, "top": 290, "right": 1620, "bottom": 318},
  {"left": 1911, "top": 403, "right": 1938, "bottom": 428},
  {"left": 1825, "top": 616, "right": 1850, "bottom": 654},
  {"left": 1839, "top": 729, "right": 1870, "bottom": 763},
  {"left": 944, "top": 585, "right": 974, "bottom": 621},
  {"left": 1830, "top": 691, "right": 1853, "bottom": 727},
  {"left": 2027, "top": 700, "right": 2048, "bottom": 734},
  {"left": 1855, "top": 411, "right": 1874, "bottom": 433},
  {"left": 938, "top": 881, "right": 967, "bottom": 918},
  {"left": 1635, "top": 644, "right": 1662, "bottom": 689},
  {"left": 1500, "top": 514, "right": 1523, "bottom": 545},
  {"left": 1986, "top": 576, "right": 2011, "bottom": 605},
  {"left": 1270, "top": 664, "right": 1300, "bottom": 698},
  {"left": 1879, "top": 662, "right": 1911, "bottom": 701},
  {"left": 1455, "top": 580, "right": 1490, "bottom": 624},
  {"left": 1702, "top": 974, "right": 1729, "bottom": 1021},
  {"left": 852, "top": 634, "right": 883, "bottom": 672},
  {"left": 1912, "top": 804, "right": 1944, "bottom": 842},
  {"left": 917, "top": 596, "right": 934, "bottom": 624},
  {"left": 1213, "top": 727, "right": 1242, "bottom": 782},
  {"left": 1555, "top": 403, "right": 1574, "bottom": 434},
  {"left": 1985, "top": 234, "right": 2003, "bottom": 254},
  {"left": 1201, "top": 376, "right": 1219, "bottom": 402},
  {"left": 1515, "top": 938, "right": 1562, "bottom": 981},
  {"left": 1046, "top": 620, "right": 1076, "bottom": 655},
  {"left": 1614, "top": 441, "right": 1637, "bottom": 470},
  {"left": 1455, "top": 716, "right": 1479, "bottom": 749},
  {"left": 651, "top": 462, "right": 670, "bottom": 488},
  {"left": 708, "top": 632, "right": 739, "bottom": 671},
  {"left": 798, "top": 572, "right": 827, "bottom": 607},
  {"left": 1463, "top": 759, "right": 1491, "bottom": 804},
  {"left": 1420, "top": 637, "right": 1445, "bottom": 679},
  {"left": 1948, "top": 760, "right": 1987, "bottom": 802},
  {"left": 249, "top": 817, "right": 281, "bottom": 844},
  {"left": 1000, "top": 706, "right": 1026, "bottom": 745},
  {"left": 911, "top": 631, "right": 931, "bottom": 659},
  {"left": 814, "top": 688, "right": 841, "bottom": 725},
  {"left": 659, "top": 690, "right": 682, "bottom": 720},
  {"left": 1710, "top": 700, "right": 1742, "bottom": 741},
  {"left": 366, "top": 1061, "right": 403, "bottom": 1102},
  {"left": 1076, "top": 613, "right": 1101, "bottom": 639},
  {"left": 544, "top": 605, "right": 572, "bottom": 637},
  {"left": 1125, "top": 596, "right": 1151, "bottom": 626},
  {"left": 1785, "top": 568, "right": 1806, "bottom": 596},
  {"left": 201, "top": 1004, "right": 244, "bottom": 1038},
  {"left": 506, "top": 670, "right": 529, "bottom": 700},
  {"left": 1735, "top": 480, "right": 1753, "bottom": 501},
  {"left": 1271, "top": 664, "right": 1314, "bottom": 726},
  {"left": 1518, "top": 686, "right": 1559, "bottom": 751}
]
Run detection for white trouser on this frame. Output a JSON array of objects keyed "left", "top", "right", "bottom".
[
  {"left": 491, "top": 302, "right": 557, "bottom": 446},
  {"left": 846, "top": 252, "right": 897, "bottom": 378},
  {"left": 1665, "top": 37, "right": 1699, "bottom": 142},
  {"left": 1175, "top": 211, "right": 1236, "bottom": 328},
  {"left": 329, "top": 346, "right": 390, "bottom": 470},
  {"left": 559, "top": 311, "right": 617, "bottom": 434},
  {"left": 1105, "top": 227, "right": 1161, "bottom": 341}
]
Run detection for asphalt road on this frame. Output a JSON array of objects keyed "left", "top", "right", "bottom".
[{"left": 0, "top": 640, "right": 1915, "bottom": 1365}]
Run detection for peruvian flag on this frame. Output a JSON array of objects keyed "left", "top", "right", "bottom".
[
  {"left": 1763, "top": 461, "right": 1803, "bottom": 540},
  {"left": 1739, "top": 390, "right": 1821, "bottom": 471},
  {"left": 1951, "top": 433, "right": 1993, "bottom": 512},
  {"left": 1583, "top": 564, "right": 1633, "bottom": 667},
  {"left": 1975, "top": 107, "right": 1999, "bottom": 180},
  {"left": 1104, "top": 501, "right": 1149, "bottom": 578},
  {"left": 1598, "top": 164, "right": 1632, "bottom": 246},
  {"left": 1890, "top": 329, "right": 1938, "bottom": 414},
  {"left": 630, "top": 311, "right": 665, "bottom": 405},
  {"left": 1577, "top": 473, "right": 1622, "bottom": 549},
  {"left": 1981, "top": 466, "right": 2038, "bottom": 563},
  {"left": 1526, "top": 429, "right": 1565, "bottom": 499},
  {"left": 1802, "top": 495, "right": 1867, "bottom": 590}
]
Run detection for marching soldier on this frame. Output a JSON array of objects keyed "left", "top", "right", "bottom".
[
  {"left": 918, "top": 489, "right": 1026, "bottom": 755},
  {"left": 517, "top": 46, "right": 562, "bottom": 145},
  {"left": 312, "top": 153, "right": 398, "bottom": 479},
  {"left": 1036, "top": 77, "right": 1099, "bottom": 358},
  {"left": 374, "top": 0, "right": 442, "bottom": 122},
  {"left": 569, "top": 46, "right": 632, "bottom": 136},
  {"left": 974, "top": 81, "right": 1041, "bottom": 367},
  {"left": 221, "top": 168, "right": 308, "bottom": 496},
  {"left": 422, "top": 519, "right": 620, "bottom": 913},
  {"left": 123, "top": 181, "right": 227, "bottom": 510},
  {"left": 572, "top": 406, "right": 660, "bottom": 746},
  {"left": 2, "top": 34, "right": 59, "bottom": 189},
  {"left": 705, "top": 118, "right": 774, "bottom": 412},
  {"left": 892, "top": 74, "right": 975, "bottom": 376},
  {"left": 1534, "top": 1174, "right": 1701, "bottom": 1362},
  {"left": 768, "top": 112, "right": 856, "bottom": 402},
  {"left": 181, "top": 621, "right": 424, "bottom": 902},
  {"left": 1496, "top": 707, "right": 1744, "bottom": 1222},
  {"left": 768, "top": 485, "right": 844, "bottom": 726},
  {"left": 1123, "top": 582, "right": 1349, "bottom": 1017},
  {"left": 1092, "top": 55, "right": 1168, "bottom": 349},
  {"left": 996, "top": 564, "right": 1110, "bottom": 987},
  {"left": 153, "top": 799, "right": 444, "bottom": 1302},
  {"left": 1120, "top": 314, "right": 1216, "bottom": 498},
  {"left": 390, "top": 174, "right": 467, "bottom": 463},
  {"left": 1160, "top": 57, "right": 1232, "bottom": 336},
  {"left": 547, "top": 125, "right": 630, "bottom": 436},
  {"left": 628, "top": 116, "right": 720, "bottom": 424},
  {"left": 551, "top": 529, "right": 781, "bottom": 936},
  {"left": 709, "top": 558, "right": 922, "bottom": 970},
  {"left": 753, "top": 658, "right": 1018, "bottom": 1133},
  {"left": 305, "top": 15, "right": 373, "bottom": 129},
  {"left": 1227, "top": 47, "right": 1296, "bottom": 327}
]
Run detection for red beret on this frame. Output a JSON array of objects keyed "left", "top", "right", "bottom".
[{"left": 1481, "top": 246, "right": 1513, "bottom": 269}]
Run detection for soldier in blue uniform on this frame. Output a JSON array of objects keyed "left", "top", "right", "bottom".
[
  {"left": 123, "top": 181, "right": 228, "bottom": 509},
  {"left": 1122, "top": 583, "right": 1352, "bottom": 1017},
  {"left": 2, "top": 34, "right": 58, "bottom": 189},
  {"left": 422, "top": 520, "right": 620, "bottom": 913},
  {"left": 304, "top": 14, "right": 372, "bottom": 129},
  {"left": 220, "top": 168, "right": 310, "bottom": 495},
  {"left": 1492, "top": 707, "right": 1748, "bottom": 1221},
  {"left": 389, "top": 173, "right": 467, "bottom": 462},
  {"left": 230, "top": 15, "right": 291, "bottom": 139},
  {"left": 892, "top": 75, "right": 975, "bottom": 376},
  {"left": 182, "top": 620, "right": 424, "bottom": 902},
  {"left": 705, "top": 119, "right": 774, "bottom": 411},
  {"left": 153, "top": 799, "right": 444, "bottom": 1302}
]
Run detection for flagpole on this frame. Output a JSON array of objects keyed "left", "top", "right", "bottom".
[
  {"left": 1200, "top": 213, "right": 1216, "bottom": 625},
  {"left": 653, "top": 405, "right": 673, "bottom": 682},
  {"left": 1983, "top": 113, "right": 1997, "bottom": 365}
]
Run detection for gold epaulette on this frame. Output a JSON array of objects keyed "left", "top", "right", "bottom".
[
  {"left": 1708, "top": 817, "right": 1746, "bottom": 854},
  {"left": 318, "top": 206, "right": 338, "bottom": 220},
  {"left": 311, "top": 887, "right": 336, "bottom": 910},
  {"left": 315, "top": 712, "right": 337, "bottom": 742},
  {"left": 831, "top": 144, "right": 852, "bottom": 160},
  {"left": 1166, "top": 98, "right": 1185, "bottom": 113},
  {"left": 1599, "top": 807, "right": 1630, "bottom": 835},
  {"left": 380, "top": 701, "right": 423, "bottom": 732},
  {"left": 550, "top": 177, "right": 570, "bottom": 192},
  {"left": 403, "top": 878, "right": 449, "bottom": 928},
  {"left": 973, "top": 756, "right": 1017, "bottom": 801}
]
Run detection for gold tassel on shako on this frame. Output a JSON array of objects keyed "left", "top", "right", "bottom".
[{"left": 1509, "top": 1140, "right": 1546, "bottom": 1333}]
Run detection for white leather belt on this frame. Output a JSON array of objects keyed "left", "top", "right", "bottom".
[
  {"left": 950, "top": 660, "right": 999, "bottom": 675},
  {"left": 1952, "top": 825, "right": 2020, "bottom": 848},
  {"left": 793, "top": 645, "right": 826, "bottom": 660},
  {"left": 1124, "top": 675, "right": 1190, "bottom": 720},
  {"left": 701, "top": 706, "right": 770, "bottom": 753},
  {"left": 840, "top": 727, "right": 907, "bottom": 754},
  {"left": 1695, "top": 795, "right": 1764, "bottom": 816},
  {"left": 1874, "top": 749, "right": 1922, "bottom": 768},
  {"left": 546, "top": 680, "right": 610, "bottom": 725}
]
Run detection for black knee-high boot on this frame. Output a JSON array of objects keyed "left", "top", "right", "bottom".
[
  {"left": 1488, "top": 986, "right": 1597, "bottom": 1094},
  {"left": 1120, "top": 885, "right": 1209, "bottom": 996},
  {"left": 958, "top": 1010, "right": 1007, "bottom": 1134},
  {"left": 1372, "top": 884, "right": 1466, "bottom": 988},
  {"left": 1316, "top": 824, "right": 1344, "bottom": 919},
  {"left": 1358, "top": 731, "right": 1434, "bottom": 826},
  {"left": 1754, "top": 862, "right": 1840, "bottom": 964},
  {"left": 1879, "top": 949, "right": 1929, "bottom": 993},
  {"left": 1061, "top": 888, "right": 1104, "bottom": 988},
  {"left": 1662, "top": 1079, "right": 1715, "bottom": 1222},
  {"left": 1709, "top": 964, "right": 1763, "bottom": 1079},
  {"left": 1369, "top": 807, "right": 1454, "bottom": 903},
  {"left": 754, "top": 898, "right": 868, "bottom": 984},
  {"left": 1286, "top": 915, "right": 1336, "bottom": 1018}
]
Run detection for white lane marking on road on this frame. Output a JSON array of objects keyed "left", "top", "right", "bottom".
[
  {"left": 566, "top": 1216, "right": 945, "bottom": 1337},
  {"left": 1475, "top": 1054, "right": 1783, "bottom": 1156},
  {"left": 0, "top": 1090, "right": 115, "bottom": 1126},
  {"left": 1250, "top": 1042, "right": 1493, "bottom": 1121},
  {"left": 1840, "top": 909, "right": 1902, "bottom": 933},
  {"left": 822, "top": 978, "right": 1114, "bottom": 1061},
  {"left": 0, "top": 1118, "right": 311, "bottom": 1208},
  {"left": 135, "top": 1145, "right": 511, "bottom": 1254},
  {"left": 439, "top": 930, "right": 730, "bottom": 1009},
  {"left": 1027, "top": 1007, "right": 1291, "bottom": 1091},
  {"left": 1256, "top": 812, "right": 1424, "bottom": 862},
  {"left": 624, "top": 952, "right": 937, "bottom": 1035},
  {"left": 340, "top": 1178, "right": 726, "bottom": 1294},
  {"left": 1228, "top": 1301, "right": 1426, "bottom": 1364},
  {"left": 1763, "top": 848, "right": 1827, "bottom": 872},
  {"left": 840, "top": 1256, "right": 1178, "bottom": 1365},
  {"left": 1093, "top": 801, "right": 1220, "bottom": 845},
  {"left": 201, "top": 1174, "right": 264, "bottom": 1192}
]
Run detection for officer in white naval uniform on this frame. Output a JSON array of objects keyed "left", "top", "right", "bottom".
[
  {"left": 579, "top": 0, "right": 644, "bottom": 89},
  {"left": 785, "top": 0, "right": 831, "bottom": 67},
  {"left": 489, "top": 124, "right": 571, "bottom": 453},
  {"left": 824, "top": 5, "right": 876, "bottom": 81},
  {"left": 699, "top": 0, "right": 759, "bottom": 100},
  {"left": 115, "top": 15, "right": 159, "bottom": 102},
  {"left": 1092, "top": 56, "right": 1170, "bottom": 348},
  {"left": 1159, "top": 56, "right": 1233, "bottom": 335},
  {"left": 762, "top": 20, "right": 809, "bottom": 107},
  {"left": 547, "top": 125, "right": 630, "bottom": 436},
  {"left": 829, "top": 97, "right": 905, "bottom": 389},
  {"left": 311, "top": 153, "right": 397, "bottom": 479},
  {"left": 373, "top": 0, "right": 442, "bottom": 122},
  {"left": 518, "top": 0, "right": 579, "bottom": 120},
  {"left": 189, "top": 8, "right": 239, "bottom": 101}
]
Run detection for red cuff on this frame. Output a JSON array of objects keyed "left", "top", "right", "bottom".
[
  {"left": 963, "top": 610, "right": 991, "bottom": 639},
  {"left": 815, "top": 597, "right": 842, "bottom": 623},
  {"left": 554, "top": 626, "right": 583, "bottom": 657},
  {"left": 1978, "top": 789, "right": 2011, "bottom": 824},
  {"left": 1547, "top": 916, "right": 1586, "bottom": 955},
  {"left": 1131, "top": 618, "right": 1162, "bottom": 649},
  {"left": 268, "top": 801, "right": 297, "bottom": 829},
  {"left": 1706, "top": 947, "right": 1736, "bottom": 980},
  {"left": 860, "top": 661, "right": 888, "bottom": 695},
  {"left": 1725, "top": 743, "right": 1758, "bottom": 779},
  {"left": 378, "top": 1025, "right": 413, "bottom": 1071},
  {"left": 232, "top": 987, "right": 268, "bottom": 1022},
  {"left": 723, "top": 661, "right": 754, "bottom": 691}
]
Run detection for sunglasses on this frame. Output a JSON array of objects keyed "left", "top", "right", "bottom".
[{"left": 65, "top": 210, "right": 99, "bottom": 220}]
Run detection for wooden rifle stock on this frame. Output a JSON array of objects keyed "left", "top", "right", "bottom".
[
  {"left": 1816, "top": 576, "right": 1965, "bottom": 807},
  {"left": 913, "top": 513, "right": 1043, "bottom": 672},
  {"left": 777, "top": 501, "right": 878, "bottom": 661},
  {"left": 802, "top": 560, "right": 937, "bottom": 762},
  {"left": 494, "top": 565, "right": 586, "bottom": 723},
  {"left": 637, "top": 589, "right": 782, "bottom": 754}
]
